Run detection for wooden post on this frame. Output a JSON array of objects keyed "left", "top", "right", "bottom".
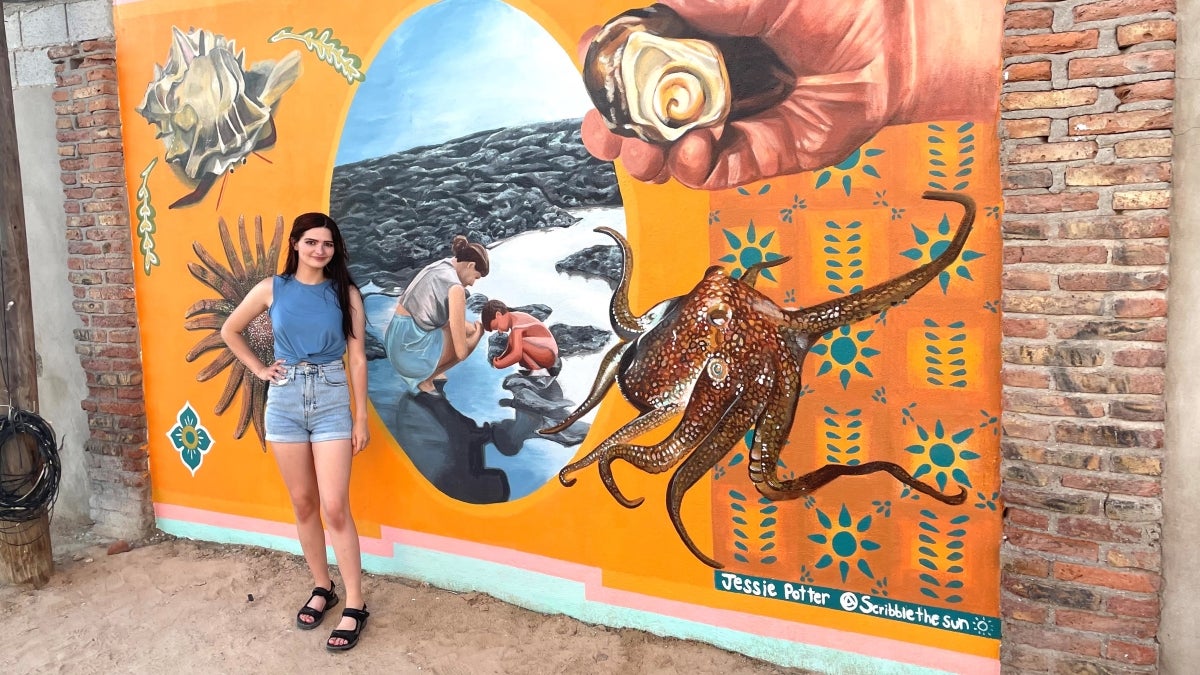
[{"left": 0, "top": 17, "right": 54, "bottom": 586}]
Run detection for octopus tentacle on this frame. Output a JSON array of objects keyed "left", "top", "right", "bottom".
[
  {"left": 790, "top": 191, "right": 975, "bottom": 337},
  {"left": 746, "top": 356, "right": 799, "bottom": 490},
  {"left": 558, "top": 404, "right": 680, "bottom": 488},
  {"left": 739, "top": 256, "right": 791, "bottom": 288},
  {"left": 666, "top": 396, "right": 764, "bottom": 569},
  {"left": 597, "top": 362, "right": 758, "bottom": 506},
  {"left": 540, "top": 340, "right": 632, "bottom": 434},
  {"left": 596, "top": 226, "right": 657, "bottom": 340},
  {"left": 759, "top": 461, "right": 967, "bottom": 505}
]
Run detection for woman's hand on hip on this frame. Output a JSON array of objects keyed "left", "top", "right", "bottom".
[{"left": 256, "top": 359, "right": 286, "bottom": 383}]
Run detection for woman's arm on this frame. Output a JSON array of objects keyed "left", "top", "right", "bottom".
[
  {"left": 220, "top": 278, "right": 283, "bottom": 381},
  {"left": 445, "top": 285, "right": 483, "bottom": 361},
  {"left": 346, "top": 287, "right": 370, "bottom": 455}
]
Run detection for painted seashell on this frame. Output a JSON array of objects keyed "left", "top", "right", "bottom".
[
  {"left": 583, "top": 6, "right": 731, "bottom": 144},
  {"left": 137, "top": 27, "right": 300, "bottom": 197}
]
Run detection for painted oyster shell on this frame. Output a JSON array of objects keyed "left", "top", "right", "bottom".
[
  {"left": 583, "top": 6, "right": 731, "bottom": 144},
  {"left": 138, "top": 27, "right": 300, "bottom": 184}
]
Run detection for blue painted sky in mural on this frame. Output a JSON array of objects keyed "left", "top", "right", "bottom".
[{"left": 335, "top": 0, "right": 593, "bottom": 166}]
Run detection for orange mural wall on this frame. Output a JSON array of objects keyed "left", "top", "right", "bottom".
[{"left": 113, "top": 0, "right": 1005, "bottom": 671}]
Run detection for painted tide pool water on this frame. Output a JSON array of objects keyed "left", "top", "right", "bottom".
[{"left": 362, "top": 207, "right": 625, "bottom": 500}]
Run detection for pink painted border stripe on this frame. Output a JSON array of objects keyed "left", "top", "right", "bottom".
[
  {"left": 154, "top": 503, "right": 393, "bottom": 556},
  {"left": 157, "top": 504, "right": 998, "bottom": 674}
]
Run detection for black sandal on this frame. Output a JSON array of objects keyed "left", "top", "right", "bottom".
[
  {"left": 295, "top": 581, "right": 339, "bottom": 630},
  {"left": 326, "top": 605, "right": 369, "bottom": 652}
]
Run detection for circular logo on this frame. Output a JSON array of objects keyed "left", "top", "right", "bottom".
[{"left": 839, "top": 592, "right": 859, "bottom": 611}]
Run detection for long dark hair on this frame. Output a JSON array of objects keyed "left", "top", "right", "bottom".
[
  {"left": 451, "top": 234, "right": 489, "bottom": 276},
  {"left": 283, "top": 212, "right": 357, "bottom": 339}
]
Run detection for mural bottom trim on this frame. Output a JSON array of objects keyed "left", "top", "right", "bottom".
[
  {"left": 715, "top": 571, "right": 1000, "bottom": 639},
  {"left": 154, "top": 503, "right": 998, "bottom": 675}
]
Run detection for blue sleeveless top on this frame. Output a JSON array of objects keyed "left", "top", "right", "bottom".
[{"left": 269, "top": 275, "right": 346, "bottom": 365}]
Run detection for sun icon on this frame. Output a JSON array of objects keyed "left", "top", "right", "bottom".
[
  {"left": 904, "top": 419, "right": 981, "bottom": 492},
  {"left": 900, "top": 213, "right": 986, "bottom": 293},
  {"left": 810, "top": 326, "right": 881, "bottom": 389},
  {"left": 719, "top": 220, "right": 784, "bottom": 281},
  {"left": 814, "top": 146, "right": 885, "bottom": 196},
  {"left": 184, "top": 215, "right": 284, "bottom": 448},
  {"left": 808, "top": 504, "right": 881, "bottom": 582}
]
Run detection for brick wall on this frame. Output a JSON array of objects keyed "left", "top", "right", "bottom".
[
  {"left": 1000, "top": 0, "right": 1172, "bottom": 671},
  {"left": 47, "top": 38, "right": 152, "bottom": 538}
]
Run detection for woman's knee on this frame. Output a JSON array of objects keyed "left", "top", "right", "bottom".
[
  {"left": 291, "top": 492, "right": 321, "bottom": 521},
  {"left": 321, "top": 497, "right": 351, "bottom": 530}
]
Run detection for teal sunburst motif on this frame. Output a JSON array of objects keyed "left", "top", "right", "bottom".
[
  {"left": 815, "top": 147, "right": 884, "bottom": 196},
  {"left": 904, "top": 420, "right": 980, "bottom": 492},
  {"left": 811, "top": 326, "right": 880, "bottom": 389},
  {"left": 719, "top": 220, "right": 784, "bottom": 280},
  {"left": 809, "top": 504, "right": 881, "bottom": 582},
  {"left": 900, "top": 214, "right": 985, "bottom": 293}
]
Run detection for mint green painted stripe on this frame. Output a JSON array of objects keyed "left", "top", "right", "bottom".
[{"left": 157, "top": 518, "right": 956, "bottom": 675}]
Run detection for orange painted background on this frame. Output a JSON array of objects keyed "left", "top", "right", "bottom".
[{"left": 113, "top": 0, "right": 1004, "bottom": 667}]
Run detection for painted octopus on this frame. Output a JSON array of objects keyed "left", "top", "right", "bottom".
[{"left": 542, "top": 191, "right": 976, "bottom": 568}]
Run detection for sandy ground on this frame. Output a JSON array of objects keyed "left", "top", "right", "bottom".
[{"left": 0, "top": 530, "right": 807, "bottom": 675}]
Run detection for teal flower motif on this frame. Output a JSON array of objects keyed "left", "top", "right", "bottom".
[
  {"left": 784, "top": 288, "right": 797, "bottom": 304},
  {"left": 975, "top": 491, "right": 1000, "bottom": 511},
  {"left": 798, "top": 565, "right": 815, "bottom": 583},
  {"left": 811, "top": 326, "right": 880, "bottom": 389},
  {"left": 983, "top": 299, "right": 999, "bottom": 313},
  {"left": 872, "top": 499, "right": 893, "bottom": 517},
  {"left": 815, "top": 147, "right": 884, "bottom": 196},
  {"left": 872, "top": 387, "right": 887, "bottom": 404},
  {"left": 780, "top": 194, "right": 806, "bottom": 223},
  {"left": 809, "top": 504, "right": 881, "bottom": 582},
  {"left": 167, "top": 402, "right": 214, "bottom": 476},
  {"left": 873, "top": 577, "right": 890, "bottom": 597},
  {"left": 985, "top": 205, "right": 1000, "bottom": 219},
  {"left": 900, "top": 214, "right": 985, "bottom": 293},
  {"left": 905, "top": 420, "right": 980, "bottom": 492},
  {"left": 890, "top": 207, "right": 906, "bottom": 221},
  {"left": 719, "top": 220, "right": 784, "bottom": 280},
  {"left": 736, "top": 183, "right": 772, "bottom": 196},
  {"left": 709, "top": 210, "right": 721, "bottom": 225}
]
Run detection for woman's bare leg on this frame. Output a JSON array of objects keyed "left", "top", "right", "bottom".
[
  {"left": 312, "top": 438, "right": 363, "bottom": 645},
  {"left": 271, "top": 441, "right": 332, "bottom": 624}
]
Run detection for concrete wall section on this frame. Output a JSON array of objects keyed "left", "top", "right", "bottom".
[
  {"left": 13, "top": 85, "right": 93, "bottom": 527},
  {"left": 1163, "top": 0, "right": 1199, "bottom": 670},
  {"left": 5, "top": 0, "right": 117, "bottom": 528}
]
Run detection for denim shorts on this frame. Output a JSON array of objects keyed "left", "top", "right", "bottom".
[{"left": 264, "top": 361, "right": 352, "bottom": 444}]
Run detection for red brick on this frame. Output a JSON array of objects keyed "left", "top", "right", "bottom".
[
  {"left": 1113, "top": 347, "right": 1165, "bottom": 367},
  {"left": 1059, "top": 214, "right": 1168, "bottom": 239},
  {"left": 1002, "top": 595, "right": 1049, "bottom": 624},
  {"left": 1058, "top": 271, "right": 1167, "bottom": 291},
  {"left": 1058, "top": 514, "right": 1152, "bottom": 541},
  {"left": 1004, "top": 293, "right": 1103, "bottom": 315},
  {"left": 1005, "top": 192, "right": 1099, "bottom": 213},
  {"left": 1002, "top": 88, "right": 1098, "bottom": 111},
  {"left": 1069, "top": 110, "right": 1172, "bottom": 135},
  {"left": 1107, "top": 595, "right": 1160, "bottom": 618},
  {"left": 1007, "top": 140, "right": 1097, "bottom": 163},
  {"left": 1003, "top": 317, "right": 1049, "bottom": 338},
  {"left": 1106, "top": 640, "right": 1158, "bottom": 666},
  {"left": 1005, "top": 30, "right": 1100, "bottom": 56},
  {"left": 1004, "top": 118, "right": 1052, "bottom": 139},
  {"left": 1055, "top": 609, "right": 1157, "bottom": 639},
  {"left": 1117, "top": 19, "right": 1176, "bottom": 46},
  {"left": 1069, "top": 50, "right": 1174, "bottom": 79},
  {"left": 1003, "top": 622, "right": 1103, "bottom": 657},
  {"left": 1107, "top": 547, "right": 1161, "bottom": 570},
  {"left": 1114, "top": 297, "right": 1166, "bottom": 318},
  {"left": 1003, "top": 270, "right": 1052, "bottom": 290},
  {"left": 1005, "top": 244, "right": 1108, "bottom": 264},
  {"left": 1005, "top": 61, "right": 1052, "bottom": 82},
  {"left": 1004, "top": 392, "right": 1106, "bottom": 418},
  {"left": 1114, "top": 189, "right": 1170, "bottom": 210},
  {"left": 1054, "top": 562, "right": 1161, "bottom": 592},
  {"left": 1003, "top": 169, "right": 1053, "bottom": 190},
  {"left": 1006, "top": 506, "right": 1052, "bottom": 531},
  {"left": 1006, "top": 8, "right": 1054, "bottom": 29},
  {"left": 1115, "top": 78, "right": 1175, "bottom": 104},
  {"left": 1055, "top": 319, "right": 1165, "bottom": 341},
  {"left": 1114, "top": 137, "right": 1172, "bottom": 158},
  {"left": 1010, "top": 532, "right": 1102, "bottom": 561},
  {"left": 1003, "top": 368, "right": 1050, "bottom": 388},
  {"left": 1075, "top": 0, "right": 1175, "bottom": 22},
  {"left": 1111, "top": 399, "right": 1165, "bottom": 422},
  {"left": 1064, "top": 162, "right": 1170, "bottom": 186}
]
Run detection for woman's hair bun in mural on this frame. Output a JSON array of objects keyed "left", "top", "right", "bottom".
[
  {"left": 549, "top": 192, "right": 977, "bottom": 568},
  {"left": 137, "top": 27, "right": 301, "bottom": 208}
]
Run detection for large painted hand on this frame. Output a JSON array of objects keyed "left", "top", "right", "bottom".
[{"left": 581, "top": 0, "right": 997, "bottom": 190}]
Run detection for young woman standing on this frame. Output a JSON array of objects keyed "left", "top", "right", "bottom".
[{"left": 221, "top": 212, "right": 371, "bottom": 651}]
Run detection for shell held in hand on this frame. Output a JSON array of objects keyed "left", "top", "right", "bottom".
[{"left": 583, "top": 6, "right": 731, "bottom": 144}]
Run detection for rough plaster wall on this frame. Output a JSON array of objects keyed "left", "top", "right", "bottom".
[{"left": 5, "top": 0, "right": 114, "bottom": 528}]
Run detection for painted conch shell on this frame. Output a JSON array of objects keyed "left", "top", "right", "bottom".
[
  {"left": 138, "top": 27, "right": 301, "bottom": 207},
  {"left": 583, "top": 7, "right": 731, "bottom": 144}
]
